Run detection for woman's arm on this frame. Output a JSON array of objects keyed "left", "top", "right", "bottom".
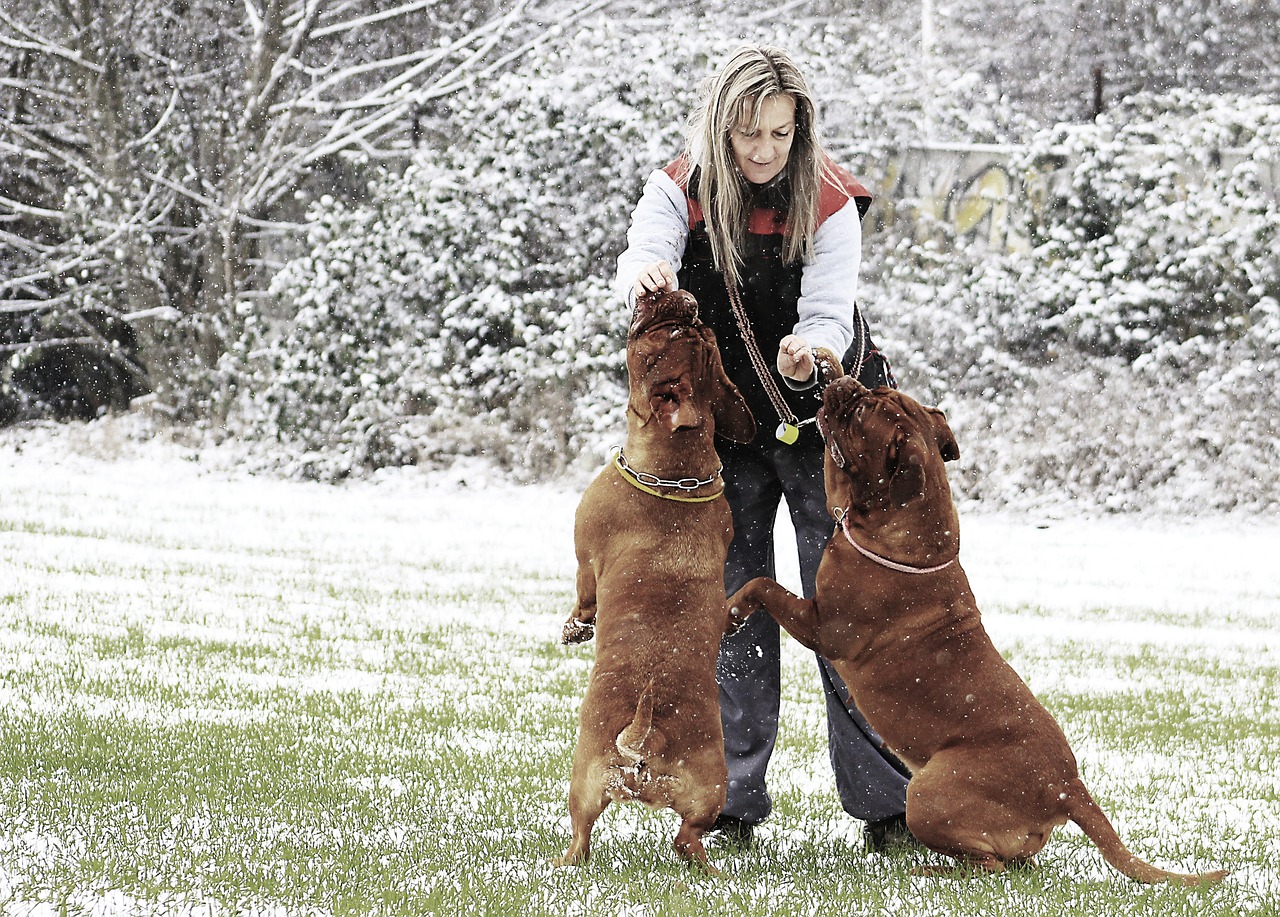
[
  {"left": 615, "top": 169, "right": 690, "bottom": 307},
  {"left": 794, "top": 198, "right": 862, "bottom": 356}
]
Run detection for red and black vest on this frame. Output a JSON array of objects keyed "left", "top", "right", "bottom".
[{"left": 663, "top": 155, "right": 874, "bottom": 445}]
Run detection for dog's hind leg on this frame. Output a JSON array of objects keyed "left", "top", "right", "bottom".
[
  {"left": 903, "top": 751, "right": 1050, "bottom": 877},
  {"left": 672, "top": 810, "right": 720, "bottom": 876},
  {"left": 553, "top": 779, "right": 610, "bottom": 867},
  {"left": 670, "top": 759, "right": 727, "bottom": 875},
  {"left": 673, "top": 822, "right": 718, "bottom": 875}
]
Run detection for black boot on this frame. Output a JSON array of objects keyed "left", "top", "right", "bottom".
[
  {"left": 864, "top": 812, "right": 918, "bottom": 853},
  {"left": 710, "top": 813, "right": 755, "bottom": 849}
]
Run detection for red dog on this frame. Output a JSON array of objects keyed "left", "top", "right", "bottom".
[
  {"left": 728, "top": 376, "right": 1228, "bottom": 884},
  {"left": 555, "top": 290, "right": 754, "bottom": 873}
]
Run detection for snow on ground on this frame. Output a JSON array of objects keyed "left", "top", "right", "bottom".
[
  {"left": 3, "top": 417, "right": 1277, "bottom": 649},
  {"left": 1, "top": 420, "right": 1278, "bottom": 913}
]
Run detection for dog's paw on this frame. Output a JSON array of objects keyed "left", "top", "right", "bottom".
[
  {"left": 561, "top": 618, "right": 596, "bottom": 645},
  {"left": 725, "top": 600, "right": 756, "bottom": 636}
]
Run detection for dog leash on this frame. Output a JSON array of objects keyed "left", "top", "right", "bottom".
[
  {"left": 832, "top": 507, "right": 957, "bottom": 575},
  {"left": 725, "top": 280, "right": 806, "bottom": 444},
  {"left": 725, "top": 279, "right": 865, "bottom": 445},
  {"left": 611, "top": 448, "right": 725, "bottom": 503}
]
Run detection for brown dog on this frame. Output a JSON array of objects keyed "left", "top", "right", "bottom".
[
  {"left": 727, "top": 377, "right": 1228, "bottom": 884},
  {"left": 554, "top": 289, "right": 755, "bottom": 873}
]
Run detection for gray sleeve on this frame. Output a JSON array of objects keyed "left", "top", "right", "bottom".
[
  {"left": 794, "top": 198, "right": 862, "bottom": 355},
  {"left": 615, "top": 169, "right": 690, "bottom": 309}
]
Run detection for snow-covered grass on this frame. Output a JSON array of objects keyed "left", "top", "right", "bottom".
[{"left": 0, "top": 421, "right": 1277, "bottom": 916}]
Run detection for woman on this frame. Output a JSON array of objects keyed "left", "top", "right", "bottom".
[{"left": 615, "top": 45, "right": 913, "bottom": 850}]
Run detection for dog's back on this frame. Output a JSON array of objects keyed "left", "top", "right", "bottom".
[{"left": 568, "top": 466, "right": 731, "bottom": 803}]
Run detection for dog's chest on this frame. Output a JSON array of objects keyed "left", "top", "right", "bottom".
[{"left": 614, "top": 507, "right": 731, "bottom": 577}]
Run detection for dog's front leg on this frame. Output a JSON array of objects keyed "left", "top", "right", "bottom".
[
  {"left": 724, "top": 577, "right": 768, "bottom": 635},
  {"left": 727, "top": 576, "right": 823, "bottom": 652},
  {"left": 561, "top": 562, "right": 598, "bottom": 645}
]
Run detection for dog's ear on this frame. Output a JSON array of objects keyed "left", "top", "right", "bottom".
[
  {"left": 702, "top": 327, "right": 756, "bottom": 444},
  {"left": 888, "top": 442, "right": 928, "bottom": 507},
  {"left": 627, "top": 380, "right": 654, "bottom": 427},
  {"left": 927, "top": 407, "right": 960, "bottom": 462},
  {"left": 713, "top": 379, "right": 755, "bottom": 444}
]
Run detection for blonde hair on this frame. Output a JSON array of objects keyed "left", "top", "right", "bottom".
[{"left": 685, "top": 45, "right": 833, "bottom": 290}]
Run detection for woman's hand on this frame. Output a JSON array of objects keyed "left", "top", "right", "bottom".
[
  {"left": 777, "top": 334, "right": 815, "bottom": 381},
  {"left": 633, "top": 261, "right": 677, "bottom": 298}
]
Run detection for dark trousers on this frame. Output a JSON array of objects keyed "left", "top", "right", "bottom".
[{"left": 717, "top": 434, "right": 911, "bottom": 825}]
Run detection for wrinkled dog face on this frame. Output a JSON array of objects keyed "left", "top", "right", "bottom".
[
  {"left": 627, "top": 291, "right": 707, "bottom": 433},
  {"left": 818, "top": 378, "right": 959, "bottom": 509},
  {"left": 626, "top": 291, "right": 754, "bottom": 442},
  {"left": 629, "top": 289, "right": 700, "bottom": 340}
]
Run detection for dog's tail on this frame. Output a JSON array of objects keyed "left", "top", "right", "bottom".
[
  {"left": 1065, "top": 778, "right": 1228, "bottom": 885},
  {"left": 615, "top": 678, "right": 655, "bottom": 766}
]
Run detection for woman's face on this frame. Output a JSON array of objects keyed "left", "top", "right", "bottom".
[{"left": 729, "top": 93, "right": 796, "bottom": 186}]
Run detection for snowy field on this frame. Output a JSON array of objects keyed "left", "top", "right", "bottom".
[{"left": 1, "top": 421, "right": 1278, "bottom": 916}]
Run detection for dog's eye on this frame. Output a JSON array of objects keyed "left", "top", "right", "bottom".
[
  {"left": 885, "top": 432, "right": 904, "bottom": 474},
  {"left": 651, "top": 380, "right": 682, "bottom": 403}
]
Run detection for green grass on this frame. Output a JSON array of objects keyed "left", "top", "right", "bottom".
[{"left": 0, "top": 466, "right": 1276, "bottom": 916}]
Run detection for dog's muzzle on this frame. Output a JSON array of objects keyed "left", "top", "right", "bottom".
[{"left": 817, "top": 408, "right": 847, "bottom": 469}]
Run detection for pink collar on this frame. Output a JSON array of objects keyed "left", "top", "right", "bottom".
[{"left": 836, "top": 510, "right": 957, "bottom": 575}]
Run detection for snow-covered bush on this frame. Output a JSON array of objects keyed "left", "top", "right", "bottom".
[
  {"left": 875, "top": 91, "right": 1280, "bottom": 512},
  {"left": 974, "top": 93, "right": 1278, "bottom": 363},
  {"left": 880, "top": 93, "right": 1280, "bottom": 376}
]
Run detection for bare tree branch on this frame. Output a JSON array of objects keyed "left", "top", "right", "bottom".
[
  {"left": 245, "top": 0, "right": 614, "bottom": 211},
  {"left": 0, "top": 192, "right": 66, "bottom": 220},
  {"left": 124, "top": 84, "right": 181, "bottom": 152},
  {"left": 0, "top": 8, "right": 106, "bottom": 74},
  {"left": 312, "top": 0, "right": 445, "bottom": 39},
  {"left": 240, "top": 0, "right": 325, "bottom": 140},
  {"left": 0, "top": 0, "right": 621, "bottom": 415},
  {"left": 3, "top": 118, "right": 101, "bottom": 183}
]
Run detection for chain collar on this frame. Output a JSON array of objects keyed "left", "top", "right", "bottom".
[{"left": 612, "top": 448, "right": 724, "bottom": 503}]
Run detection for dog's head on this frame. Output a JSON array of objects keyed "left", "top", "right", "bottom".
[
  {"left": 817, "top": 378, "right": 959, "bottom": 516},
  {"left": 626, "top": 290, "right": 755, "bottom": 443}
]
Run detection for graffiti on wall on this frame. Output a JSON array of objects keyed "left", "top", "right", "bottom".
[
  {"left": 856, "top": 142, "right": 1277, "bottom": 252},
  {"left": 859, "top": 144, "right": 1066, "bottom": 252}
]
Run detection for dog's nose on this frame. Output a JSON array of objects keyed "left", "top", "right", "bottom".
[
  {"left": 659, "top": 290, "right": 699, "bottom": 324},
  {"left": 823, "top": 376, "right": 869, "bottom": 417}
]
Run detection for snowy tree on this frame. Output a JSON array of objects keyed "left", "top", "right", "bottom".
[
  {"left": 230, "top": 26, "right": 708, "bottom": 478},
  {"left": 941, "top": 0, "right": 1280, "bottom": 126},
  {"left": 0, "top": 0, "right": 610, "bottom": 421}
]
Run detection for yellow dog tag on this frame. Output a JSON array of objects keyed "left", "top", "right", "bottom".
[{"left": 775, "top": 422, "right": 800, "bottom": 445}]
